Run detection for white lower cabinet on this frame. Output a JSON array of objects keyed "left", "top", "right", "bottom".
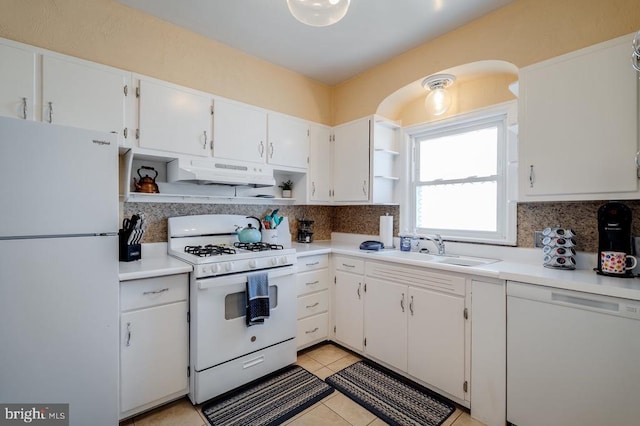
[
  {"left": 119, "top": 274, "right": 189, "bottom": 419},
  {"left": 365, "top": 261, "right": 469, "bottom": 403},
  {"left": 332, "top": 258, "right": 471, "bottom": 405},
  {"left": 470, "top": 278, "right": 506, "bottom": 426},
  {"left": 296, "top": 254, "right": 330, "bottom": 349},
  {"left": 332, "top": 256, "right": 365, "bottom": 351},
  {"left": 363, "top": 277, "right": 407, "bottom": 371},
  {"left": 407, "top": 284, "right": 466, "bottom": 401}
]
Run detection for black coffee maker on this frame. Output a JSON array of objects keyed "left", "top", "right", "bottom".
[{"left": 597, "top": 201, "right": 634, "bottom": 277}]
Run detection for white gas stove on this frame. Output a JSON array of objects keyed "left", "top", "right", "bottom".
[
  {"left": 167, "top": 214, "right": 296, "bottom": 279},
  {"left": 167, "top": 214, "right": 298, "bottom": 404}
]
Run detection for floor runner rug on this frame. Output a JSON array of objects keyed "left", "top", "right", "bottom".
[
  {"left": 202, "top": 365, "right": 333, "bottom": 426},
  {"left": 325, "top": 361, "right": 456, "bottom": 426}
]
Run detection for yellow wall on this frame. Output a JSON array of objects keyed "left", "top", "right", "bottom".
[
  {"left": 1, "top": 0, "right": 639, "bottom": 126},
  {"left": 333, "top": 0, "right": 640, "bottom": 124},
  {"left": 0, "top": 0, "right": 333, "bottom": 124}
]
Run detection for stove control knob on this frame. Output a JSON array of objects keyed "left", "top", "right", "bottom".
[
  {"left": 212, "top": 264, "right": 221, "bottom": 274},
  {"left": 279, "top": 256, "right": 288, "bottom": 265},
  {"left": 249, "top": 260, "right": 257, "bottom": 269},
  {"left": 270, "top": 257, "right": 278, "bottom": 266},
  {"left": 224, "top": 262, "right": 233, "bottom": 272},
  {"left": 201, "top": 266, "right": 209, "bottom": 275}
]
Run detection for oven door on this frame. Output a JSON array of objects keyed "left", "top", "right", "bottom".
[{"left": 192, "top": 265, "right": 296, "bottom": 372}]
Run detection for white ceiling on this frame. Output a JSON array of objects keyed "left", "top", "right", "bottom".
[{"left": 116, "top": 0, "right": 515, "bottom": 85}]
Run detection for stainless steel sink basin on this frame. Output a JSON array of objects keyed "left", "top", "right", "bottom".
[
  {"left": 434, "top": 255, "right": 499, "bottom": 267},
  {"left": 365, "top": 250, "right": 499, "bottom": 266},
  {"left": 366, "top": 250, "right": 439, "bottom": 261}
]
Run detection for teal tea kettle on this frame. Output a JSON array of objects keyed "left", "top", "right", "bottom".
[{"left": 236, "top": 216, "right": 262, "bottom": 243}]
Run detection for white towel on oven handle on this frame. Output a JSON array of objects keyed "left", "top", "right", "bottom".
[{"left": 246, "top": 272, "right": 270, "bottom": 326}]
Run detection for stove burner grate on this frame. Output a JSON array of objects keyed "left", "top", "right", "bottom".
[
  {"left": 234, "top": 242, "right": 284, "bottom": 252},
  {"left": 184, "top": 244, "right": 237, "bottom": 257}
]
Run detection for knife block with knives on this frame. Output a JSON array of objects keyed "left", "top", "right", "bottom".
[{"left": 119, "top": 213, "right": 145, "bottom": 261}]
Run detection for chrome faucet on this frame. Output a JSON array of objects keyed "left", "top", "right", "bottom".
[{"left": 425, "top": 234, "right": 446, "bottom": 255}]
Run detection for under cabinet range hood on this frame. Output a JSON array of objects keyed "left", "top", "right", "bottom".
[{"left": 167, "top": 157, "right": 276, "bottom": 187}]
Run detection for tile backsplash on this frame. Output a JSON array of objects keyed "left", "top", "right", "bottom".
[
  {"left": 122, "top": 203, "right": 398, "bottom": 244},
  {"left": 517, "top": 200, "right": 640, "bottom": 253},
  {"left": 123, "top": 200, "right": 640, "bottom": 253}
]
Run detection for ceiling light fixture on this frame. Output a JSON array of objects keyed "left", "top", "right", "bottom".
[
  {"left": 286, "top": 0, "right": 351, "bottom": 27},
  {"left": 422, "top": 73, "right": 456, "bottom": 116}
]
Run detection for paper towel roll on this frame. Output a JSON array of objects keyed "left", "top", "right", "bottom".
[{"left": 380, "top": 215, "right": 393, "bottom": 248}]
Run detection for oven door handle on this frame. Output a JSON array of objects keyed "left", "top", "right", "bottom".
[{"left": 197, "top": 265, "right": 294, "bottom": 290}]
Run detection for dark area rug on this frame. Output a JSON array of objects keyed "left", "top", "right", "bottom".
[
  {"left": 325, "top": 360, "right": 456, "bottom": 426},
  {"left": 201, "top": 365, "right": 333, "bottom": 426}
]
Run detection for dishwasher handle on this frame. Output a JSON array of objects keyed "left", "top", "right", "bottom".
[
  {"left": 507, "top": 281, "right": 640, "bottom": 319},
  {"left": 551, "top": 292, "right": 619, "bottom": 312}
]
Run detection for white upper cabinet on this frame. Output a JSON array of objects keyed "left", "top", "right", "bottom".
[
  {"left": 42, "top": 54, "right": 130, "bottom": 144},
  {"left": 213, "top": 98, "right": 267, "bottom": 164},
  {"left": 308, "top": 123, "right": 332, "bottom": 202},
  {"left": 333, "top": 117, "right": 371, "bottom": 202},
  {"left": 267, "top": 113, "right": 309, "bottom": 169},
  {"left": 136, "top": 76, "right": 213, "bottom": 157},
  {"left": 518, "top": 34, "right": 639, "bottom": 201},
  {"left": 0, "top": 41, "right": 36, "bottom": 120},
  {"left": 331, "top": 116, "right": 399, "bottom": 204}
]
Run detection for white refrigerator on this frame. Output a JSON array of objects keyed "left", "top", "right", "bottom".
[{"left": 0, "top": 117, "right": 119, "bottom": 425}]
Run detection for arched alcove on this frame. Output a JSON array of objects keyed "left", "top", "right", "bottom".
[{"left": 376, "top": 60, "right": 519, "bottom": 126}]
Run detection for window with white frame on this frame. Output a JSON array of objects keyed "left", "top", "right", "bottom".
[{"left": 409, "top": 102, "right": 517, "bottom": 245}]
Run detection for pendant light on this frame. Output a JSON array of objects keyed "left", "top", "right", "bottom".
[
  {"left": 422, "top": 74, "right": 456, "bottom": 116},
  {"left": 287, "top": 0, "right": 351, "bottom": 27}
]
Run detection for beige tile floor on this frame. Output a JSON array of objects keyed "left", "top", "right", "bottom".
[{"left": 121, "top": 343, "right": 485, "bottom": 426}]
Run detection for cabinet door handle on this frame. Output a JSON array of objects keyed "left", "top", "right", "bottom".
[
  {"left": 409, "top": 295, "right": 414, "bottom": 316},
  {"left": 22, "top": 97, "right": 27, "bottom": 119},
  {"left": 529, "top": 165, "right": 534, "bottom": 188},
  {"left": 259, "top": 141, "right": 264, "bottom": 157},
  {"left": 305, "top": 280, "right": 319, "bottom": 286},
  {"left": 362, "top": 180, "right": 367, "bottom": 195},
  {"left": 143, "top": 287, "right": 169, "bottom": 295},
  {"left": 635, "top": 152, "right": 640, "bottom": 169},
  {"left": 269, "top": 142, "right": 274, "bottom": 158},
  {"left": 47, "top": 102, "right": 53, "bottom": 123},
  {"left": 305, "top": 327, "right": 319, "bottom": 334},
  {"left": 357, "top": 283, "right": 361, "bottom": 299},
  {"left": 306, "top": 261, "right": 320, "bottom": 266},
  {"left": 400, "top": 292, "right": 405, "bottom": 312},
  {"left": 342, "top": 263, "right": 355, "bottom": 268},
  {"left": 126, "top": 322, "right": 132, "bottom": 347},
  {"left": 202, "top": 130, "right": 207, "bottom": 149},
  {"left": 306, "top": 302, "right": 320, "bottom": 309},
  {"left": 312, "top": 182, "right": 316, "bottom": 196}
]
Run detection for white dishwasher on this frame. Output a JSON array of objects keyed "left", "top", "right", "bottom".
[{"left": 507, "top": 281, "right": 640, "bottom": 426}]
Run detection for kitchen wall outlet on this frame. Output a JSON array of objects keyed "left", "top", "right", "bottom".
[{"left": 534, "top": 231, "right": 545, "bottom": 248}]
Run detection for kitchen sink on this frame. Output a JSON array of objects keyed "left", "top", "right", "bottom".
[
  {"left": 364, "top": 249, "right": 498, "bottom": 266},
  {"left": 366, "top": 250, "right": 439, "bottom": 261},
  {"left": 433, "top": 255, "right": 499, "bottom": 267}
]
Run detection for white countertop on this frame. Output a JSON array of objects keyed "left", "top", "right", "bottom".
[
  {"left": 293, "top": 235, "right": 640, "bottom": 301},
  {"left": 119, "top": 243, "right": 192, "bottom": 281},
  {"left": 120, "top": 239, "right": 640, "bottom": 300}
]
